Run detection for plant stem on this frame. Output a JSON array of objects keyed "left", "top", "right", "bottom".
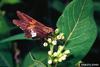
[
  {"left": 48, "top": 64, "right": 52, "bottom": 67},
  {"left": 54, "top": 63, "right": 58, "bottom": 67}
]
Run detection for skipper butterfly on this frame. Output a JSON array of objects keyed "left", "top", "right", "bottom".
[{"left": 13, "top": 11, "right": 53, "bottom": 38}]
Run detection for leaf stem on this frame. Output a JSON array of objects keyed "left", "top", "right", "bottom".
[{"left": 29, "top": 52, "right": 35, "bottom": 61}]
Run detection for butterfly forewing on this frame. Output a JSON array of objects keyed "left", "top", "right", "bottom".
[{"left": 13, "top": 11, "right": 53, "bottom": 38}]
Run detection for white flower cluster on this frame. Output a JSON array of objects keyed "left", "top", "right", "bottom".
[
  {"left": 48, "top": 46, "right": 70, "bottom": 64},
  {"left": 42, "top": 28, "right": 70, "bottom": 64},
  {"left": 43, "top": 28, "right": 65, "bottom": 47}
]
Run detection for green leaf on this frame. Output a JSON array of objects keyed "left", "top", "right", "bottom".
[
  {"left": 31, "top": 48, "right": 48, "bottom": 61},
  {"left": 0, "top": 11, "right": 16, "bottom": 38},
  {"left": 0, "top": 43, "right": 11, "bottom": 49},
  {"left": 57, "top": 0, "right": 97, "bottom": 66},
  {"left": 0, "top": 51, "right": 13, "bottom": 67},
  {"left": 0, "top": 15, "right": 11, "bottom": 38},
  {"left": 52, "top": 0, "right": 65, "bottom": 12},
  {"left": 0, "top": 33, "right": 32, "bottom": 43},
  {"left": 22, "top": 52, "right": 46, "bottom": 67},
  {"left": 1, "top": 0, "right": 20, "bottom": 4}
]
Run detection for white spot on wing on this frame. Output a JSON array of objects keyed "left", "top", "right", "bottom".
[{"left": 31, "top": 29, "right": 37, "bottom": 37}]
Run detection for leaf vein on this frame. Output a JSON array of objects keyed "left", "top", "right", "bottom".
[
  {"left": 64, "top": 0, "right": 87, "bottom": 46},
  {"left": 69, "top": 33, "right": 85, "bottom": 40}
]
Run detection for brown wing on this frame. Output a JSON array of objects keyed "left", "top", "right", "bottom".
[
  {"left": 16, "top": 11, "right": 36, "bottom": 25},
  {"left": 13, "top": 20, "right": 28, "bottom": 30},
  {"left": 13, "top": 11, "right": 53, "bottom": 38}
]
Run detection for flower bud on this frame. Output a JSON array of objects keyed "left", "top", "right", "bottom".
[
  {"left": 55, "top": 28, "right": 59, "bottom": 34},
  {"left": 53, "top": 52, "right": 58, "bottom": 57},
  {"left": 58, "top": 45, "right": 64, "bottom": 52},
  {"left": 56, "top": 33, "right": 64, "bottom": 40},
  {"left": 57, "top": 35, "right": 62, "bottom": 39},
  {"left": 47, "top": 38, "right": 52, "bottom": 43},
  {"left": 54, "top": 59, "right": 58, "bottom": 63},
  {"left": 61, "top": 35, "right": 65, "bottom": 39},
  {"left": 61, "top": 55, "right": 67, "bottom": 60},
  {"left": 48, "top": 60, "right": 52, "bottom": 64},
  {"left": 48, "top": 51, "right": 52, "bottom": 56},
  {"left": 58, "top": 53, "right": 63, "bottom": 57},
  {"left": 52, "top": 40, "right": 57, "bottom": 45},
  {"left": 63, "top": 50, "right": 70, "bottom": 54},
  {"left": 60, "top": 33, "right": 64, "bottom": 36},
  {"left": 43, "top": 42, "right": 48, "bottom": 47},
  {"left": 58, "top": 58, "right": 63, "bottom": 62},
  {"left": 57, "top": 45, "right": 64, "bottom": 55}
]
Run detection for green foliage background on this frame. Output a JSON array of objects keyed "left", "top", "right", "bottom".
[{"left": 0, "top": 0, "right": 99, "bottom": 67}]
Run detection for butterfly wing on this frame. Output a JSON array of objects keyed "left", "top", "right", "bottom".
[
  {"left": 13, "top": 11, "right": 53, "bottom": 38},
  {"left": 13, "top": 20, "right": 28, "bottom": 30},
  {"left": 16, "top": 11, "right": 36, "bottom": 25}
]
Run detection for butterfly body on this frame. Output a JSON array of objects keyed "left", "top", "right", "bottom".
[{"left": 13, "top": 11, "right": 53, "bottom": 38}]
